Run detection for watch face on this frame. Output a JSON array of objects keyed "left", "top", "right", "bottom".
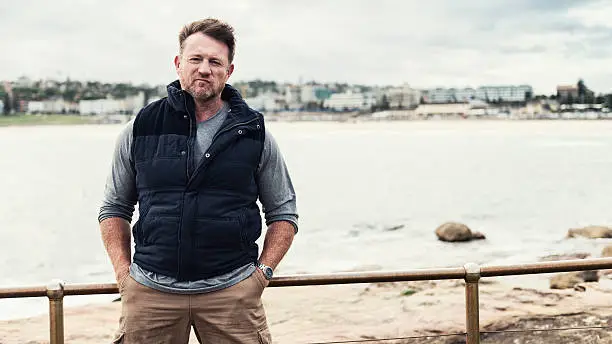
[{"left": 263, "top": 267, "right": 273, "bottom": 279}]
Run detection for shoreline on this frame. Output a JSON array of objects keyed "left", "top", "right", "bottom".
[
  {"left": 2, "top": 112, "right": 612, "bottom": 128},
  {"left": 0, "top": 114, "right": 97, "bottom": 127},
  {"left": 2, "top": 277, "right": 612, "bottom": 343},
  {"left": 0, "top": 114, "right": 130, "bottom": 127}
]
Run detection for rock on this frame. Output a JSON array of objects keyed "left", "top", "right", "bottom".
[
  {"left": 540, "top": 252, "right": 590, "bottom": 261},
  {"left": 471, "top": 231, "right": 486, "bottom": 240},
  {"left": 566, "top": 226, "right": 612, "bottom": 239},
  {"left": 435, "top": 222, "right": 485, "bottom": 242},
  {"left": 550, "top": 271, "right": 599, "bottom": 289},
  {"left": 599, "top": 245, "right": 612, "bottom": 276},
  {"left": 384, "top": 224, "right": 405, "bottom": 231}
]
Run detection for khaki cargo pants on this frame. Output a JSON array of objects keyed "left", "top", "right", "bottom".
[{"left": 112, "top": 271, "right": 272, "bottom": 344}]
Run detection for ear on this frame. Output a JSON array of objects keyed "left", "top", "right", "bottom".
[
  {"left": 174, "top": 55, "right": 181, "bottom": 73},
  {"left": 227, "top": 64, "right": 234, "bottom": 79}
]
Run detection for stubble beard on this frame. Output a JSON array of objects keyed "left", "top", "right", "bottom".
[
  {"left": 187, "top": 81, "right": 224, "bottom": 103},
  {"left": 190, "top": 87, "right": 214, "bottom": 102}
]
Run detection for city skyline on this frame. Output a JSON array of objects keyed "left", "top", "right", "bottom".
[{"left": 2, "top": 0, "right": 612, "bottom": 94}]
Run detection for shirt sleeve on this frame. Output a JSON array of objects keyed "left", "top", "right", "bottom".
[
  {"left": 256, "top": 129, "right": 299, "bottom": 233},
  {"left": 98, "top": 120, "right": 138, "bottom": 223}
]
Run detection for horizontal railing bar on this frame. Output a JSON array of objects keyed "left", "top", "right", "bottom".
[
  {"left": 0, "top": 287, "right": 47, "bottom": 298},
  {"left": 481, "top": 324, "right": 612, "bottom": 334},
  {"left": 269, "top": 267, "right": 466, "bottom": 287},
  {"left": 63, "top": 283, "right": 118, "bottom": 296},
  {"left": 2, "top": 258, "right": 612, "bottom": 299},
  {"left": 481, "top": 258, "right": 612, "bottom": 277}
]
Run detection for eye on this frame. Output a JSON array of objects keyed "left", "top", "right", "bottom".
[{"left": 189, "top": 57, "right": 201, "bottom": 63}]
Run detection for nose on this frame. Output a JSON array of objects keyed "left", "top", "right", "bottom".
[{"left": 197, "top": 61, "right": 212, "bottom": 75}]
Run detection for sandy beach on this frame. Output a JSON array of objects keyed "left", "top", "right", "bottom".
[
  {"left": 2, "top": 276, "right": 612, "bottom": 344},
  {"left": 3, "top": 121, "right": 612, "bottom": 343}
]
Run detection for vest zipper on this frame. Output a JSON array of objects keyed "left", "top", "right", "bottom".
[
  {"left": 178, "top": 93, "right": 195, "bottom": 279},
  {"left": 211, "top": 117, "right": 258, "bottom": 143},
  {"left": 188, "top": 117, "right": 259, "bottom": 185},
  {"left": 183, "top": 95, "right": 194, "bottom": 180}
]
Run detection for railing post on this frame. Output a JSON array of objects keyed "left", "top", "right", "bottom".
[
  {"left": 464, "top": 263, "right": 481, "bottom": 344},
  {"left": 46, "top": 280, "right": 65, "bottom": 344}
]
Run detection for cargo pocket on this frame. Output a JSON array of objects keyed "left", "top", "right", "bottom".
[
  {"left": 253, "top": 270, "right": 269, "bottom": 290},
  {"left": 257, "top": 326, "right": 272, "bottom": 344},
  {"left": 118, "top": 274, "right": 130, "bottom": 295},
  {"left": 112, "top": 279, "right": 129, "bottom": 344},
  {"left": 111, "top": 314, "right": 126, "bottom": 343},
  {"left": 111, "top": 332, "right": 125, "bottom": 344}
]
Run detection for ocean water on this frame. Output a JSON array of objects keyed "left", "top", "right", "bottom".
[{"left": 1, "top": 120, "right": 611, "bottom": 320}]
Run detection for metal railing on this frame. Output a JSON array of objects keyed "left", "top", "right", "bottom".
[{"left": 2, "top": 257, "right": 612, "bottom": 344}]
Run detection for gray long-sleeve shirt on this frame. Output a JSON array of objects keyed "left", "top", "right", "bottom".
[{"left": 98, "top": 102, "right": 298, "bottom": 293}]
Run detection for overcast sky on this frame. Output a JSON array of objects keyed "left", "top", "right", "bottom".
[{"left": 2, "top": 0, "right": 612, "bottom": 94}]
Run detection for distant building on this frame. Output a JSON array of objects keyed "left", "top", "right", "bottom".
[
  {"left": 300, "top": 85, "right": 332, "bottom": 104},
  {"left": 423, "top": 85, "right": 533, "bottom": 104},
  {"left": 423, "top": 88, "right": 456, "bottom": 103},
  {"left": 79, "top": 98, "right": 121, "bottom": 115},
  {"left": 416, "top": 103, "right": 471, "bottom": 116},
  {"left": 323, "top": 91, "right": 376, "bottom": 111},
  {"left": 79, "top": 92, "right": 145, "bottom": 115},
  {"left": 385, "top": 84, "right": 421, "bottom": 109},
  {"left": 15, "top": 76, "right": 34, "bottom": 88},
  {"left": 454, "top": 88, "right": 477, "bottom": 102},
  {"left": 415, "top": 99, "right": 492, "bottom": 116},
  {"left": 556, "top": 85, "right": 579, "bottom": 102},
  {"left": 27, "top": 98, "right": 73, "bottom": 114},
  {"left": 284, "top": 86, "right": 301, "bottom": 110},
  {"left": 27, "top": 101, "right": 45, "bottom": 113},
  {"left": 477, "top": 85, "right": 532, "bottom": 102},
  {"left": 300, "top": 85, "right": 317, "bottom": 104},
  {"left": 244, "top": 93, "right": 282, "bottom": 112}
]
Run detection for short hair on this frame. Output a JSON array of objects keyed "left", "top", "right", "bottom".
[{"left": 178, "top": 18, "right": 236, "bottom": 63}]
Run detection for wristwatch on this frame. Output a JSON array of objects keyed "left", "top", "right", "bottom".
[{"left": 257, "top": 262, "right": 274, "bottom": 280}]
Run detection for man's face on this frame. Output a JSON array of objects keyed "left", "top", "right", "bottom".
[{"left": 174, "top": 33, "right": 234, "bottom": 103}]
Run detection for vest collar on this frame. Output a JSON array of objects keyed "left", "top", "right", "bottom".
[{"left": 166, "top": 80, "right": 252, "bottom": 120}]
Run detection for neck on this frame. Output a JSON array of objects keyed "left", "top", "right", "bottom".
[{"left": 194, "top": 97, "right": 223, "bottom": 122}]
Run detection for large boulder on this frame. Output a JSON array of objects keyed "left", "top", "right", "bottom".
[
  {"left": 599, "top": 245, "right": 612, "bottom": 276},
  {"left": 435, "top": 222, "right": 485, "bottom": 242},
  {"left": 566, "top": 226, "right": 612, "bottom": 239},
  {"left": 550, "top": 271, "right": 599, "bottom": 289}
]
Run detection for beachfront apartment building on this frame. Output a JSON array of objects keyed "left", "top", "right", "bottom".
[
  {"left": 386, "top": 84, "right": 421, "bottom": 109},
  {"left": 300, "top": 85, "right": 333, "bottom": 104},
  {"left": 284, "top": 86, "right": 301, "bottom": 110},
  {"left": 323, "top": 91, "right": 376, "bottom": 111},
  {"left": 423, "top": 85, "right": 533, "bottom": 104},
  {"left": 27, "top": 98, "right": 78, "bottom": 114},
  {"left": 15, "top": 76, "right": 34, "bottom": 88},
  {"left": 78, "top": 91, "right": 145, "bottom": 115},
  {"left": 244, "top": 93, "right": 283, "bottom": 112}
]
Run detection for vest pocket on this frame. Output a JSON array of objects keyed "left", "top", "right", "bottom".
[
  {"left": 141, "top": 215, "right": 180, "bottom": 246},
  {"left": 193, "top": 217, "right": 243, "bottom": 249}
]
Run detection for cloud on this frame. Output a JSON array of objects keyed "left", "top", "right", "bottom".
[{"left": 2, "top": 0, "right": 611, "bottom": 94}]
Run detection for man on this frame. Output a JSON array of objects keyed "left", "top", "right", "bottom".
[{"left": 99, "top": 18, "right": 298, "bottom": 344}]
